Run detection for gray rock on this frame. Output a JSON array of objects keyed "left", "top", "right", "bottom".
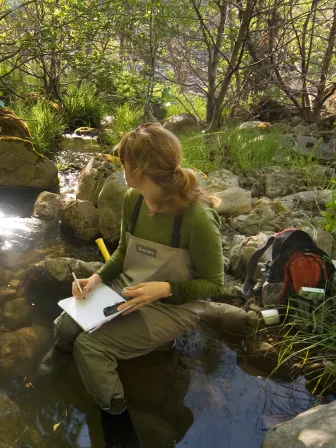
[
  {"left": 163, "top": 113, "right": 200, "bottom": 134},
  {"left": 77, "top": 155, "right": 118, "bottom": 206},
  {"left": 207, "top": 168, "right": 239, "bottom": 190},
  {"left": 230, "top": 199, "right": 290, "bottom": 236},
  {"left": 296, "top": 135, "right": 336, "bottom": 161},
  {"left": 98, "top": 171, "right": 128, "bottom": 242},
  {"left": 0, "top": 137, "right": 58, "bottom": 189},
  {"left": 262, "top": 401, "right": 336, "bottom": 448},
  {"left": 280, "top": 190, "right": 332, "bottom": 212},
  {"left": 292, "top": 124, "right": 312, "bottom": 136},
  {"left": 33, "top": 191, "right": 61, "bottom": 220},
  {"left": 215, "top": 187, "right": 252, "bottom": 216},
  {"left": 301, "top": 226, "right": 333, "bottom": 256},
  {"left": 60, "top": 199, "right": 100, "bottom": 241},
  {"left": 3, "top": 298, "right": 31, "bottom": 330},
  {"left": 265, "top": 171, "right": 305, "bottom": 198},
  {"left": 238, "top": 121, "right": 265, "bottom": 130}
]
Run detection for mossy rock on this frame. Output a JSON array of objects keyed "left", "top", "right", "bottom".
[{"left": 0, "top": 108, "right": 31, "bottom": 138}]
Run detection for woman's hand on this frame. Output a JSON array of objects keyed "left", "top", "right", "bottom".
[
  {"left": 118, "top": 282, "right": 171, "bottom": 314},
  {"left": 72, "top": 273, "right": 103, "bottom": 299}
]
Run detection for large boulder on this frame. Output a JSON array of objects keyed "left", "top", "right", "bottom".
[
  {"left": 0, "top": 137, "right": 58, "bottom": 189},
  {"left": 0, "top": 391, "right": 45, "bottom": 447},
  {"left": 98, "top": 171, "right": 128, "bottom": 242},
  {"left": 262, "top": 401, "right": 336, "bottom": 448},
  {"left": 0, "top": 325, "right": 52, "bottom": 377},
  {"left": 33, "top": 191, "right": 61, "bottom": 220},
  {"left": 215, "top": 187, "right": 252, "bottom": 216},
  {"left": 77, "top": 155, "right": 120, "bottom": 206},
  {"left": 295, "top": 135, "right": 336, "bottom": 162},
  {"left": 60, "top": 199, "right": 100, "bottom": 241},
  {"left": 163, "top": 113, "right": 200, "bottom": 134},
  {"left": 207, "top": 168, "right": 240, "bottom": 190},
  {"left": 0, "top": 108, "right": 31, "bottom": 138},
  {"left": 230, "top": 198, "right": 290, "bottom": 235}
]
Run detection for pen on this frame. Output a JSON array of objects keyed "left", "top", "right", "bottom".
[{"left": 68, "top": 263, "right": 85, "bottom": 299}]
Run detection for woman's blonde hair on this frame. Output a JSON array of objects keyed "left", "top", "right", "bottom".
[{"left": 118, "top": 122, "right": 217, "bottom": 213}]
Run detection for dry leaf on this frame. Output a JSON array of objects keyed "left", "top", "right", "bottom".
[
  {"left": 53, "top": 422, "right": 62, "bottom": 432},
  {"left": 25, "top": 382, "right": 33, "bottom": 388}
]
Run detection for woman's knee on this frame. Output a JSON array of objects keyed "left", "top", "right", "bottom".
[{"left": 54, "top": 312, "right": 83, "bottom": 345}]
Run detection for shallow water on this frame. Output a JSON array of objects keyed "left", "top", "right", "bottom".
[{"left": 0, "top": 150, "right": 315, "bottom": 448}]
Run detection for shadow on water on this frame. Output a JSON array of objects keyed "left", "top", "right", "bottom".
[{"left": 0, "top": 183, "right": 315, "bottom": 448}]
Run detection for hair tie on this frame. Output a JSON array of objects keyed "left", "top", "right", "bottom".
[{"left": 174, "top": 165, "right": 182, "bottom": 174}]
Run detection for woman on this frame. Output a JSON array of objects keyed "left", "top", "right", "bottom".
[{"left": 39, "top": 123, "right": 224, "bottom": 415}]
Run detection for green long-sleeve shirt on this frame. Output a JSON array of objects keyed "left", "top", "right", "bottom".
[{"left": 97, "top": 188, "right": 224, "bottom": 304}]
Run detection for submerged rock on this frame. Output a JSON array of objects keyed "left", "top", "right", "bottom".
[
  {"left": 262, "top": 401, "right": 336, "bottom": 448},
  {"left": 0, "top": 325, "right": 52, "bottom": 377},
  {"left": 0, "top": 391, "right": 45, "bottom": 447},
  {"left": 3, "top": 297, "right": 31, "bottom": 330}
]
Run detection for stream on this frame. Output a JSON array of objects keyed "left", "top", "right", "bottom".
[{"left": 0, "top": 135, "right": 316, "bottom": 448}]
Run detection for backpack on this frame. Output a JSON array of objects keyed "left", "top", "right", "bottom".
[{"left": 242, "top": 228, "right": 336, "bottom": 331}]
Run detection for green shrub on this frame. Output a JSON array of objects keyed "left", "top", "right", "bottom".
[
  {"left": 63, "top": 81, "right": 104, "bottom": 129},
  {"left": 13, "top": 100, "right": 65, "bottom": 155},
  {"left": 112, "top": 103, "right": 142, "bottom": 137}
]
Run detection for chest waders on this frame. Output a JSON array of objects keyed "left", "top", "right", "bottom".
[{"left": 49, "top": 195, "right": 206, "bottom": 412}]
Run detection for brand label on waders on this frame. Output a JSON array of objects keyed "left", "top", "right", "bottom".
[{"left": 136, "top": 244, "right": 157, "bottom": 258}]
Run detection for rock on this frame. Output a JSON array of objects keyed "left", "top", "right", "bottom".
[
  {"left": 246, "top": 339, "right": 292, "bottom": 378},
  {"left": 24, "top": 258, "right": 103, "bottom": 319},
  {"left": 0, "top": 269, "right": 13, "bottom": 286},
  {"left": 229, "top": 233, "right": 272, "bottom": 281},
  {"left": 296, "top": 135, "right": 336, "bottom": 161},
  {"left": 98, "top": 171, "right": 128, "bottom": 242},
  {"left": 238, "top": 121, "right": 271, "bottom": 130},
  {"left": 265, "top": 171, "right": 305, "bottom": 198},
  {"left": 292, "top": 124, "right": 311, "bottom": 136},
  {"left": 0, "top": 108, "right": 31, "bottom": 138},
  {"left": 301, "top": 226, "right": 333, "bottom": 256},
  {"left": 163, "top": 114, "right": 200, "bottom": 134},
  {"left": 3, "top": 298, "right": 31, "bottom": 330},
  {"left": 215, "top": 188, "right": 252, "bottom": 216},
  {"left": 0, "top": 325, "right": 52, "bottom": 377},
  {"left": 230, "top": 198, "right": 290, "bottom": 235},
  {"left": 201, "top": 302, "right": 248, "bottom": 335},
  {"left": 77, "top": 155, "right": 119, "bottom": 206},
  {"left": 280, "top": 190, "right": 332, "bottom": 212},
  {"left": 33, "top": 191, "right": 61, "bottom": 220},
  {"left": 0, "top": 137, "right": 58, "bottom": 189},
  {"left": 0, "top": 391, "right": 45, "bottom": 447},
  {"left": 262, "top": 401, "right": 336, "bottom": 448},
  {"left": 0, "top": 288, "right": 17, "bottom": 305},
  {"left": 9, "top": 279, "right": 20, "bottom": 288},
  {"left": 74, "top": 127, "right": 99, "bottom": 137},
  {"left": 60, "top": 199, "right": 100, "bottom": 241},
  {"left": 207, "top": 168, "right": 240, "bottom": 190},
  {"left": 317, "top": 115, "right": 336, "bottom": 131}
]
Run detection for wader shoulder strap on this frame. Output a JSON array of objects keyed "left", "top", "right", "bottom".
[
  {"left": 129, "top": 195, "right": 143, "bottom": 234},
  {"left": 242, "top": 236, "right": 275, "bottom": 297},
  {"left": 171, "top": 214, "right": 183, "bottom": 248},
  {"left": 130, "top": 194, "right": 183, "bottom": 247}
]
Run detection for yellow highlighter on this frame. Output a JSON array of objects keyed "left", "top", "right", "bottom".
[{"left": 95, "top": 238, "right": 111, "bottom": 262}]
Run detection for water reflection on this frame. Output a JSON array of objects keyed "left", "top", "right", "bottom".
[{"left": 4, "top": 327, "right": 313, "bottom": 448}]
